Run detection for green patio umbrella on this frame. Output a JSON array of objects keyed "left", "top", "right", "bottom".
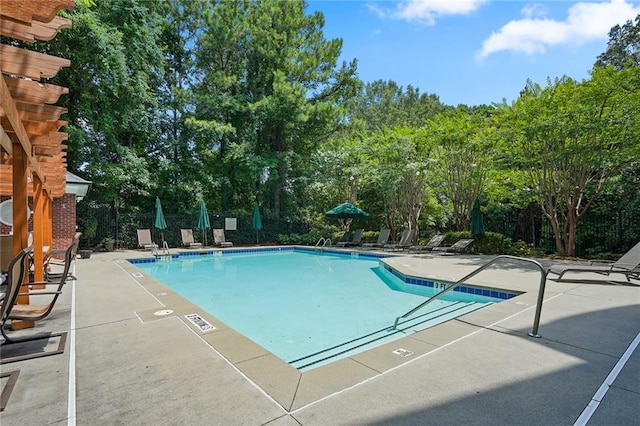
[
  {"left": 471, "top": 198, "right": 485, "bottom": 237},
  {"left": 196, "top": 199, "right": 211, "bottom": 246},
  {"left": 324, "top": 202, "right": 370, "bottom": 232},
  {"left": 154, "top": 197, "right": 167, "bottom": 244},
  {"left": 252, "top": 202, "right": 262, "bottom": 245}
]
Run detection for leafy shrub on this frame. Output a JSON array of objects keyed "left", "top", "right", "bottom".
[
  {"left": 428, "top": 231, "right": 542, "bottom": 256},
  {"left": 277, "top": 230, "right": 325, "bottom": 245},
  {"left": 362, "top": 230, "right": 380, "bottom": 243}
]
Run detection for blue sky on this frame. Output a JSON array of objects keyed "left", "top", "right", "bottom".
[{"left": 307, "top": 0, "right": 640, "bottom": 106}]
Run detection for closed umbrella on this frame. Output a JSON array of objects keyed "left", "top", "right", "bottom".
[
  {"left": 471, "top": 198, "right": 485, "bottom": 237},
  {"left": 154, "top": 197, "right": 167, "bottom": 244},
  {"left": 324, "top": 202, "right": 370, "bottom": 231},
  {"left": 196, "top": 199, "right": 211, "bottom": 246},
  {"left": 252, "top": 203, "right": 262, "bottom": 245}
]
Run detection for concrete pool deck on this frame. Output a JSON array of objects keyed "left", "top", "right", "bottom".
[{"left": 1, "top": 247, "right": 639, "bottom": 425}]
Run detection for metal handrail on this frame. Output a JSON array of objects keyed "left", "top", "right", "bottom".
[
  {"left": 315, "top": 237, "right": 332, "bottom": 248},
  {"left": 390, "top": 255, "right": 548, "bottom": 338},
  {"left": 153, "top": 241, "right": 171, "bottom": 258}
]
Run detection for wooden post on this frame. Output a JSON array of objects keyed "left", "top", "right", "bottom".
[
  {"left": 12, "top": 142, "right": 34, "bottom": 330},
  {"left": 32, "top": 175, "right": 46, "bottom": 288}
]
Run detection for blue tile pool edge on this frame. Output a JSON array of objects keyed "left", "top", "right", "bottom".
[
  {"left": 380, "top": 262, "right": 518, "bottom": 301},
  {"left": 127, "top": 245, "right": 390, "bottom": 264}
]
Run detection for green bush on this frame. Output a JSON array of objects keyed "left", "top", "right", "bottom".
[
  {"left": 421, "top": 231, "right": 543, "bottom": 256},
  {"left": 277, "top": 230, "right": 326, "bottom": 245},
  {"left": 362, "top": 230, "right": 380, "bottom": 243}
]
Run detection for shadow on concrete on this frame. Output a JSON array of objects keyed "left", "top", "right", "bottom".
[{"left": 348, "top": 303, "right": 640, "bottom": 426}]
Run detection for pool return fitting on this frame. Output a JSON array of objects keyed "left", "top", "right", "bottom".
[{"left": 390, "top": 255, "right": 548, "bottom": 338}]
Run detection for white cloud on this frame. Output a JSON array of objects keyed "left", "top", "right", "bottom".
[
  {"left": 521, "top": 3, "right": 548, "bottom": 19},
  {"left": 368, "top": 0, "right": 488, "bottom": 25},
  {"left": 478, "top": 0, "right": 640, "bottom": 59}
]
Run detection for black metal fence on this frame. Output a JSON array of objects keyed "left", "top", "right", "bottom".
[
  {"left": 84, "top": 205, "right": 639, "bottom": 257},
  {"left": 83, "top": 207, "right": 309, "bottom": 249},
  {"left": 486, "top": 208, "right": 639, "bottom": 257}
]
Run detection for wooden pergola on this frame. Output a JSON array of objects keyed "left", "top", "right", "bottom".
[{"left": 1, "top": 0, "right": 74, "bottom": 328}]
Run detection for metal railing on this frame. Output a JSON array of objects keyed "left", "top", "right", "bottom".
[
  {"left": 152, "top": 241, "right": 171, "bottom": 258},
  {"left": 315, "top": 237, "right": 332, "bottom": 249},
  {"left": 390, "top": 255, "right": 548, "bottom": 338}
]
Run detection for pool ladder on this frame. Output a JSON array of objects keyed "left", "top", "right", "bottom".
[
  {"left": 315, "top": 237, "right": 331, "bottom": 250},
  {"left": 152, "top": 241, "right": 171, "bottom": 260},
  {"left": 390, "top": 255, "right": 549, "bottom": 338}
]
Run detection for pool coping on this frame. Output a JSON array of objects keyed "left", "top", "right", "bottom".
[{"left": 123, "top": 245, "right": 530, "bottom": 412}]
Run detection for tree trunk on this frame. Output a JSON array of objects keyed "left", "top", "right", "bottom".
[{"left": 565, "top": 210, "right": 578, "bottom": 257}]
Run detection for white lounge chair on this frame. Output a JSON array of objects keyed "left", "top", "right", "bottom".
[
  {"left": 180, "top": 229, "right": 203, "bottom": 248},
  {"left": 137, "top": 229, "right": 158, "bottom": 250},
  {"left": 213, "top": 229, "right": 233, "bottom": 248}
]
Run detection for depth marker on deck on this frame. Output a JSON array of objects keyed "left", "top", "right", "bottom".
[{"left": 185, "top": 314, "right": 216, "bottom": 332}]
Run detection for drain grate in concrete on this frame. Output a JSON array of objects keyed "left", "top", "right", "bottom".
[{"left": 185, "top": 313, "right": 216, "bottom": 332}]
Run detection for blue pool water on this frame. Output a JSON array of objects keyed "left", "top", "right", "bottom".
[{"left": 131, "top": 249, "right": 508, "bottom": 370}]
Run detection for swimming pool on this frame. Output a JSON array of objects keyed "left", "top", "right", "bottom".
[{"left": 131, "top": 248, "right": 512, "bottom": 370}]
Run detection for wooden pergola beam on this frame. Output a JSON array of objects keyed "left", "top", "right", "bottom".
[
  {"left": 0, "top": 0, "right": 75, "bottom": 25},
  {"left": 0, "top": 44, "right": 71, "bottom": 80},
  {"left": 0, "top": 16, "right": 72, "bottom": 43},
  {"left": 0, "top": 125, "right": 12, "bottom": 155},
  {"left": 0, "top": 75, "right": 49, "bottom": 194},
  {"left": 5, "top": 78, "right": 69, "bottom": 105},
  {"left": 15, "top": 102, "right": 68, "bottom": 122}
]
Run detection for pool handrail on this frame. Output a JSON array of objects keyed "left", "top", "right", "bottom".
[
  {"left": 390, "top": 255, "right": 548, "bottom": 338},
  {"left": 315, "top": 237, "right": 332, "bottom": 248}
]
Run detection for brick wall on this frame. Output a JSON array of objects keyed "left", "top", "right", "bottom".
[
  {"left": 52, "top": 194, "right": 77, "bottom": 250},
  {"left": 0, "top": 194, "right": 77, "bottom": 250}
]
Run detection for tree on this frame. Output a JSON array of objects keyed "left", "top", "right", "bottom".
[
  {"left": 366, "top": 127, "right": 432, "bottom": 240},
  {"left": 501, "top": 68, "right": 640, "bottom": 257},
  {"left": 595, "top": 15, "right": 640, "bottom": 69},
  {"left": 152, "top": 0, "right": 213, "bottom": 212},
  {"left": 346, "top": 79, "right": 447, "bottom": 133},
  {"left": 427, "top": 109, "right": 496, "bottom": 231},
  {"left": 193, "top": 0, "right": 359, "bottom": 218},
  {"left": 50, "top": 0, "right": 165, "bottom": 211}
]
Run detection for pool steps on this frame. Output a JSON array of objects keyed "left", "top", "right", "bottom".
[{"left": 289, "top": 300, "right": 489, "bottom": 371}]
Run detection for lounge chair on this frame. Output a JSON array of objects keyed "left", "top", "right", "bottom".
[
  {"left": 362, "top": 229, "right": 391, "bottom": 249},
  {"left": 137, "top": 229, "right": 158, "bottom": 250},
  {"left": 409, "top": 234, "right": 446, "bottom": 253},
  {"left": 548, "top": 240, "right": 640, "bottom": 283},
  {"left": 433, "top": 238, "right": 474, "bottom": 255},
  {"left": 42, "top": 232, "right": 81, "bottom": 282},
  {"left": 383, "top": 229, "right": 415, "bottom": 251},
  {"left": 336, "top": 229, "right": 364, "bottom": 247},
  {"left": 213, "top": 229, "right": 233, "bottom": 248},
  {"left": 1, "top": 245, "right": 69, "bottom": 364},
  {"left": 9, "top": 239, "right": 79, "bottom": 323},
  {"left": 180, "top": 229, "right": 203, "bottom": 248}
]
